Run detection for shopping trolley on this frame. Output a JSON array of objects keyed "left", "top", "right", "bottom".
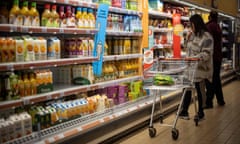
[{"left": 144, "top": 58, "right": 200, "bottom": 140}]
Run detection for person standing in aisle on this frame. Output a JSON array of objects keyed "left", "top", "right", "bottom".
[
  {"left": 204, "top": 11, "right": 225, "bottom": 109},
  {"left": 179, "top": 14, "right": 213, "bottom": 120}
]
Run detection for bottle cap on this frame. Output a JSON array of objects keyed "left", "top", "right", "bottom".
[{"left": 44, "top": 4, "right": 50, "bottom": 9}]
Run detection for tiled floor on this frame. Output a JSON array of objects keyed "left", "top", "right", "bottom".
[{"left": 117, "top": 80, "right": 240, "bottom": 144}]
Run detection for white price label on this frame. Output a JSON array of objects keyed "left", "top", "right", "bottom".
[
  {"left": 59, "top": 28, "right": 64, "bottom": 33},
  {"left": 23, "top": 99, "right": 30, "bottom": 105},
  {"left": 47, "top": 95, "right": 52, "bottom": 100},
  {"left": 10, "top": 25, "right": 17, "bottom": 32},
  {"left": 41, "top": 27, "right": 47, "bottom": 33},
  {"left": 22, "top": 27, "right": 29, "bottom": 33},
  {"left": 7, "top": 64, "right": 14, "bottom": 71},
  {"left": 60, "top": 92, "right": 64, "bottom": 98}
]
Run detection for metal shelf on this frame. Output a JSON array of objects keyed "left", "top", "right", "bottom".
[
  {"left": 103, "top": 54, "right": 143, "bottom": 61},
  {"left": 0, "top": 24, "right": 98, "bottom": 35},
  {"left": 0, "top": 57, "right": 98, "bottom": 72},
  {"left": 148, "top": 10, "right": 189, "bottom": 21},
  {"left": 106, "top": 31, "right": 143, "bottom": 36},
  {"left": 153, "top": 27, "right": 173, "bottom": 33},
  {"left": 0, "top": 76, "right": 142, "bottom": 110}
]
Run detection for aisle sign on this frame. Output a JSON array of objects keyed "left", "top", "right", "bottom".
[{"left": 92, "top": 4, "right": 109, "bottom": 76}]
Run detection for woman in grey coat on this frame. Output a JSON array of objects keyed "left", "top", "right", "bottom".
[{"left": 179, "top": 14, "right": 213, "bottom": 120}]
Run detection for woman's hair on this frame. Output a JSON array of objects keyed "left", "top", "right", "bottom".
[{"left": 190, "top": 14, "right": 208, "bottom": 37}]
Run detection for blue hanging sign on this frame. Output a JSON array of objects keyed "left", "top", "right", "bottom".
[{"left": 93, "top": 4, "right": 109, "bottom": 76}]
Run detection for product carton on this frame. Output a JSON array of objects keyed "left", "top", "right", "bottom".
[
  {"left": 15, "top": 37, "right": 25, "bottom": 62},
  {"left": 0, "top": 121, "right": 9, "bottom": 143},
  {"left": 23, "top": 36, "right": 35, "bottom": 61},
  {"left": 8, "top": 114, "right": 24, "bottom": 138},
  {"left": 19, "top": 112, "right": 32, "bottom": 136}
]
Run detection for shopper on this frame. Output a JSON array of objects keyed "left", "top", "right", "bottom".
[
  {"left": 204, "top": 11, "right": 225, "bottom": 109},
  {"left": 179, "top": 14, "right": 213, "bottom": 120}
]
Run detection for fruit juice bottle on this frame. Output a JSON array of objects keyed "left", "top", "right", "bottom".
[
  {"left": 59, "top": 6, "right": 67, "bottom": 28},
  {"left": 76, "top": 7, "right": 84, "bottom": 28},
  {"left": 29, "top": 2, "right": 40, "bottom": 26},
  {"left": 23, "top": 73, "right": 31, "bottom": 96},
  {"left": 87, "top": 8, "right": 95, "bottom": 29},
  {"left": 41, "top": 4, "right": 52, "bottom": 27},
  {"left": 0, "top": 2, "right": 9, "bottom": 24},
  {"left": 8, "top": 38, "right": 16, "bottom": 62},
  {"left": 66, "top": 6, "right": 75, "bottom": 28},
  {"left": 82, "top": 8, "right": 89, "bottom": 29},
  {"left": 29, "top": 73, "right": 37, "bottom": 95},
  {"left": 1, "top": 38, "right": 8, "bottom": 62},
  {"left": 21, "top": 1, "right": 31, "bottom": 26},
  {"left": 51, "top": 5, "right": 59, "bottom": 27},
  {"left": 9, "top": 0, "right": 22, "bottom": 25},
  {"left": 18, "top": 74, "right": 25, "bottom": 97}
]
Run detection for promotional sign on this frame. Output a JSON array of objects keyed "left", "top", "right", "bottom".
[
  {"left": 92, "top": 4, "right": 109, "bottom": 76},
  {"left": 143, "top": 26, "right": 154, "bottom": 72},
  {"left": 172, "top": 13, "right": 181, "bottom": 58}
]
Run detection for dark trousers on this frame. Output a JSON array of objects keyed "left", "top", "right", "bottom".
[
  {"left": 182, "top": 82, "right": 204, "bottom": 113},
  {"left": 205, "top": 60, "right": 224, "bottom": 106}
]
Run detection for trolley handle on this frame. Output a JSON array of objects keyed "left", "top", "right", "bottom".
[{"left": 159, "top": 57, "right": 200, "bottom": 61}]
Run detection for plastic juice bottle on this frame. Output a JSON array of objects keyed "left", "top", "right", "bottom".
[
  {"left": 51, "top": 5, "right": 59, "bottom": 27},
  {"left": 0, "top": 2, "right": 9, "bottom": 24},
  {"left": 23, "top": 73, "right": 30, "bottom": 96},
  {"left": 82, "top": 8, "right": 89, "bottom": 29},
  {"left": 76, "top": 7, "right": 84, "bottom": 28},
  {"left": 21, "top": 1, "right": 31, "bottom": 26},
  {"left": 9, "top": 0, "right": 22, "bottom": 25},
  {"left": 59, "top": 6, "right": 66, "bottom": 28},
  {"left": 41, "top": 4, "right": 52, "bottom": 27},
  {"left": 29, "top": 73, "right": 37, "bottom": 95},
  {"left": 29, "top": 2, "right": 40, "bottom": 26},
  {"left": 87, "top": 8, "right": 95, "bottom": 29},
  {"left": 18, "top": 74, "right": 25, "bottom": 97}
]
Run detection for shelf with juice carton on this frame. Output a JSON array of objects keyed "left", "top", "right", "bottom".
[
  {"left": 0, "top": 35, "right": 98, "bottom": 72},
  {"left": 0, "top": 67, "right": 142, "bottom": 110}
]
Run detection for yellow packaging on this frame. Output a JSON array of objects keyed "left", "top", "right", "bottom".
[
  {"left": 15, "top": 37, "right": 25, "bottom": 62},
  {"left": 88, "top": 38, "right": 94, "bottom": 56},
  {"left": 1, "top": 38, "right": 8, "bottom": 62},
  {"left": 8, "top": 38, "right": 16, "bottom": 62},
  {"left": 19, "top": 112, "right": 32, "bottom": 136},
  {"left": 23, "top": 36, "right": 35, "bottom": 61},
  {"left": 39, "top": 37, "right": 47, "bottom": 60}
]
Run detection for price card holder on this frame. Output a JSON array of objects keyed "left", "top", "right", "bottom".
[
  {"left": 23, "top": 98, "right": 30, "bottom": 105},
  {"left": 10, "top": 25, "right": 17, "bottom": 32},
  {"left": 22, "top": 26, "right": 29, "bottom": 33}
]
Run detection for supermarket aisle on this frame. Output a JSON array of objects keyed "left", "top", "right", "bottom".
[{"left": 117, "top": 80, "right": 240, "bottom": 144}]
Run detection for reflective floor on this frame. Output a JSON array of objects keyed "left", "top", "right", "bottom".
[{"left": 117, "top": 80, "right": 240, "bottom": 144}]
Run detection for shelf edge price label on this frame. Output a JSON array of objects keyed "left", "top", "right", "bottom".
[
  {"left": 47, "top": 95, "right": 52, "bottom": 100},
  {"left": 22, "top": 26, "right": 29, "bottom": 33},
  {"left": 60, "top": 92, "right": 64, "bottom": 98},
  {"left": 7, "top": 64, "right": 14, "bottom": 71},
  {"left": 23, "top": 98, "right": 30, "bottom": 105},
  {"left": 59, "top": 28, "right": 64, "bottom": 33},
  {"left": 41, "top": 27, "right": 47, "bottom": 33},
  {"left": 10, "top": 25, "right": 17, "bottom": 32}
]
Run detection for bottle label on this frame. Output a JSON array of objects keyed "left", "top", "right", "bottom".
[
  {"left": 89, "top": 20, "right": 95, "bottom": 29},
  {"left": 23, "top": 15, "right": 31, "bottom": 26},
  {"left": 9, "top": 14, "right": 23, "bottom": 25},
  {"left": 77, "top": 19, "right": 84, "bottom": 28},
  {"left": 31, "top": 16, "right": 40, "bottom": 26}
]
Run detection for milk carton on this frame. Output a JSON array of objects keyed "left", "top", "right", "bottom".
[
  {"left": 8, "top": 114, "right": 24, "bottom": 138},
  {"left": 19, "top": 112, "right": 32, "bottom": 136}
]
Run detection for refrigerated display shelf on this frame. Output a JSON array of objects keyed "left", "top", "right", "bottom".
[
  {"left": 103, "top": 54, "right": 143, "bottom": 61},
  {"left": 106, "top": 31, "right": 143, "bottom": 36},
  {"left": 0, "top": 57, "right": 98, "bottom": 72},
  {"left": 0, "top": 24, "right": 98, "bottom": 35},
  {"left": 5, "top": 90, "right": 180, "bottom": 144},
  {"left": 0, "top": 76, "right": 142, "bottom": 110},
  {"left": 153, "top": 44, "right": 172, "bottom": 49}
]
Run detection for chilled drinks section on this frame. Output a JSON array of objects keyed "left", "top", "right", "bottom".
[{"left": 0, "top": 0, "right": 238, "bottom": 143}]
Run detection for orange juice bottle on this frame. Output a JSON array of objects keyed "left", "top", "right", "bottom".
[
  {"left": 21, "top": 1, "right": 31, "bottom": 26},
  {"left": 87, "top": 8, "right": 95, "bottom": 29},
  {"left": 23, "top": 73, "right": 31, "bottom": 96},
  {"left": 82, "top": 8, "right": 89, "bottom": 28},
  {"left": 76, "top": 7, "right": 83, "bottom": 28},
  {"left": 29, "top": 73, "right": 37, "bottom": 95},
  {"left": 51, "top": 5, "right": 59, "bottom": 27},
  {"left": 29, "top": 2, "right": 40, "bottom": 26},
  {"left": 41, "top": 4, "right": 52, "bottom": 27},
  {"left": 18, "top": 74, "right": 25, "bottom": 97},
  {"left": 9, "top": 0, "right": 22, "bottom": 25}
]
